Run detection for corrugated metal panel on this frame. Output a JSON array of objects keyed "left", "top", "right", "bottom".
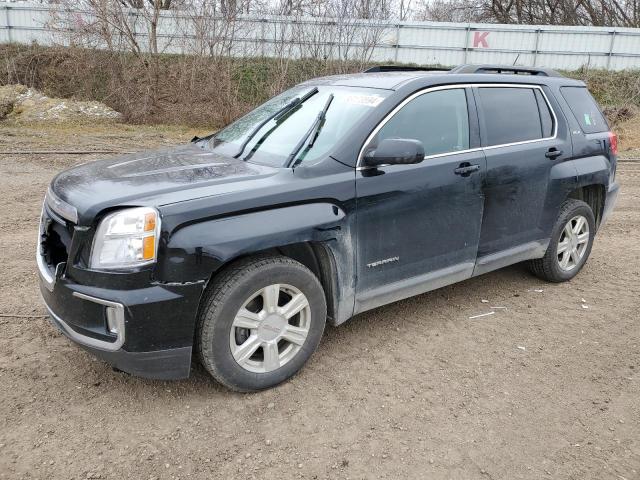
[{"left": 2, "top": 2, "right": 640, "bottom": 70}]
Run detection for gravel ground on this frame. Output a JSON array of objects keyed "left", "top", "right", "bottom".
[{"left": 0, "top": 123, "right": 639, "bottom": 480}]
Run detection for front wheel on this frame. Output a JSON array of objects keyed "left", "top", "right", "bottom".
[
  {"left": 528, "top": 199, "right": 596, "bottom": 283},
  {"left": 197, "top": 255, "right": 327, "bottom": 392}
]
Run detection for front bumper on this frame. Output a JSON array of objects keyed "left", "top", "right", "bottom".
[
  {"left": 38, "top": 256, "right": 203, "bottom": 380},
  {"left": 46, "top": 302, "right": 192, "bottom": 379}
]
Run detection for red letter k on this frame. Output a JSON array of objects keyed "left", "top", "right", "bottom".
[{"left": 473, "top": 31, "right": 489, "bottom": 48}]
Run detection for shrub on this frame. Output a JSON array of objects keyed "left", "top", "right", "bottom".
[{"left": 2, "top": 44, "right": 638, "bottom": 128}]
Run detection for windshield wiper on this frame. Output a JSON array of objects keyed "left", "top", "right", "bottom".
[
  {"left": 233, "top": 87, "right": 319, "bottom": 159},
  {"left": 286, "top": 93, "right": 334, "bottom": 168}
]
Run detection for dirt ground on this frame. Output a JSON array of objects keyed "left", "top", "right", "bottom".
[{"left": 0, "top": 122, "right": 639, "bottom": 480}]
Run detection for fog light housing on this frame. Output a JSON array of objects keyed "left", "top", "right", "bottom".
[{"left": 105, "top": 307, "right": 120, "bottom": 334}]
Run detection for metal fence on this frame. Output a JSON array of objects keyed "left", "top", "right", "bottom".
[{"left": 2, "top": 1, "right": 640, "bottom": 70}]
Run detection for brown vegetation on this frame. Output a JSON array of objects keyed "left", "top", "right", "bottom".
[
  {"left": 2, "top": 44, "right": 640, "bottom": 133},
  {"left": 0, "top": 44, "right": 380, "bottom": 127}
]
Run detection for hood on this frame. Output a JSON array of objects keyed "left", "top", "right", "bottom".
[{"left": 51, "top": 143, "right": 278, "bottom": 224}]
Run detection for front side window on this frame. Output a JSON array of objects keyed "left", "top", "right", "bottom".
[
  {"left": 209, "top": 85, "right": 390, "bottom": 167},
  {"left": 369, "top": 88, "right": 470, "bottom": 157},
  {"left": 477, "top": 87, "right": 549, "bottom": 146}
]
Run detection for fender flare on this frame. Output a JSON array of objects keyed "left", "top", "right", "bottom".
[
  {"left": 573, "top": 155, "right": 611, "bottom": 189},
  {"left": 155, "top": 202, "right": 355, "bottom": 324}
]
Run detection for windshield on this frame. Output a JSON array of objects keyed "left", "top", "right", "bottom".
[{"left": 208, "top": 85, "right": 390, "bottom": 167}]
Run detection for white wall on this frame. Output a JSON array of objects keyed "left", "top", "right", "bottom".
[{"left": 1, "top": 2, "right": 640, "bottom": 71}]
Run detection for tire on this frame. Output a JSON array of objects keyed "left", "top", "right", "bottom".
[
  {"left": 528, "top": 199, "right": 596, "bottom": 283},
  {"left": 197, "top": 254, "right": 327, "bottom": 392}
]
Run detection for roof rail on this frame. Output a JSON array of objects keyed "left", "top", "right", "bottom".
[
  {"left": 450, "top": 64, "right": 562, "bottom": 77},
  {"left": 364, "top": 65, "right": 450, "bottom": 73}
]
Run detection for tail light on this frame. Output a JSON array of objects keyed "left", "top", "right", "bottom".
[
  {"left": 609, "top": 131, "right": 618, "bottom": 185},
  {"left": 609, "top": 132, "right": 618, "bottom": 156}
]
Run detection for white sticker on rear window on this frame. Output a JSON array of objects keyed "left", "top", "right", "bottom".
[{"left": 345, "top": 94, "right": 384, "bottom": 107}]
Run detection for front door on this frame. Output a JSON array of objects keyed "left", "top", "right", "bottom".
[{"left": 354, "top": 87, "right": 486, "bottom": 314}]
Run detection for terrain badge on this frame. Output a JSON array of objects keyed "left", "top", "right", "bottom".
[{"left": 366, "top": 256, "right": 400, "bottom": 268}]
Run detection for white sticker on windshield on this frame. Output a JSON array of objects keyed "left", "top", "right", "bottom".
[{"left": 345, "top": 94, "right": 384, "bottom": 107}]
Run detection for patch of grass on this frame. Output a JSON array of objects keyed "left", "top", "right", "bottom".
[
  {"left": 12, "top": 119, "right": 205, "bottom": 136},
  {"left": 0, "top": 119, "right": 207, "bottom": 152}
]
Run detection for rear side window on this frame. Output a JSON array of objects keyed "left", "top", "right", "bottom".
[
  {"left": 561, "top": 86, "right": 608, "bottom": 134},
  {"left": 477, "top": 87, "right": 547, "bottom": 146},
  {"left": 374, "top": 88, "right": 469, "bottom": 157}
]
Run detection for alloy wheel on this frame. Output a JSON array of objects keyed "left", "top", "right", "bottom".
[
  {"left": 557, "top": 215, "right": 590, "bottom": 271},
  {"left": 229, "top": 284, "right": 311, "bottom": 373}
]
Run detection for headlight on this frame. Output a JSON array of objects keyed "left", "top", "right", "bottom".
[{"left": 90, "top": 207, "right": 160, "bottom": 270}]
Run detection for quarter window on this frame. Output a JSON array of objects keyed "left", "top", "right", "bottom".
[
  {"left": 535, "top": 89, "right": 554, "bottom": 138},
  {"left": 371, "top": 88, "right": 470, "bottom": 157},
  {"left": 561, "top": 86, "right": 608, "bottom": 134},
  {"left": 477, "top": 87, "right": 551, "bottom": 146}
]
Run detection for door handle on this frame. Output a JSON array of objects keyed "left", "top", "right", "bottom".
[
  {"left": 545, "top": 147, "right": 563, "bottom": 159},
  {"left": 454, "top": 163, "right": 480, "bottom": 177}
]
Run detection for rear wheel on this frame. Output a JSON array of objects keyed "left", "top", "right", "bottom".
[
  {"left": 197, "top": 255, "right": 326, "bottom": 392},
  {"left": 528, "top": 199, "right": 595, "bottom": 282}
]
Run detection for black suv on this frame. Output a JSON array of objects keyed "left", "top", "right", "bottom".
[{"left": 38, "top": 64, "right": 619, "bottom": 391}]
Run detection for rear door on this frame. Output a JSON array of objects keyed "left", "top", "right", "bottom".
[{"left": 473, "top": 84, "right": 574, "bottom": 271}]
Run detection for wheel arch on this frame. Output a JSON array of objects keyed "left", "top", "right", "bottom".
[
  {"left": 568, "top": 154, "right": 612, "bottom": 230},
  {"left": 567, "top": 183, "right": 606, "bottom": 229},
  {"left": 158, "top": 202, "right": 356, "bottom": 328},
  {"left": 203, "top": 241, "right": 342, "bottom": 326}
]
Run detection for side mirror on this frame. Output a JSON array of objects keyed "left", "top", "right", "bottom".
[{"left": 363, "top": 138, "right": 425, "bottom": 167}]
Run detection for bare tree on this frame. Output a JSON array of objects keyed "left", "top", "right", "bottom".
[
  {"left": 51, "top": 0, "right": 190, "bottom": 117},
  {"left": 414, "top": 0, "right": 640, "bottom": 26},
  {"left": 398, "top": 0, "right": 412, "bottom": 20}
]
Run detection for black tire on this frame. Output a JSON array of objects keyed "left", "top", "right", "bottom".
[
  {"left": 197, "top": 254, "right": 327, "bottom": 392},
  {"left": 528, "top": 199, "right": 596, "bottom": 283}
]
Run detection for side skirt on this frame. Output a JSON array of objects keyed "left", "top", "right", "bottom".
[
  {"left": 351, "top": 240, "right": 549, "bottom": 318},
  {"left": 353, "top": 262, "right": 474, "bottom": 315},
  {"left": 473, "top": 240, "right": 549, "bottom": 277}
]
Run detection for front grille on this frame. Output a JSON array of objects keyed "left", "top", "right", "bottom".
[{"left": 40, "top": 207, "right": 74, "bottom": 269}]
